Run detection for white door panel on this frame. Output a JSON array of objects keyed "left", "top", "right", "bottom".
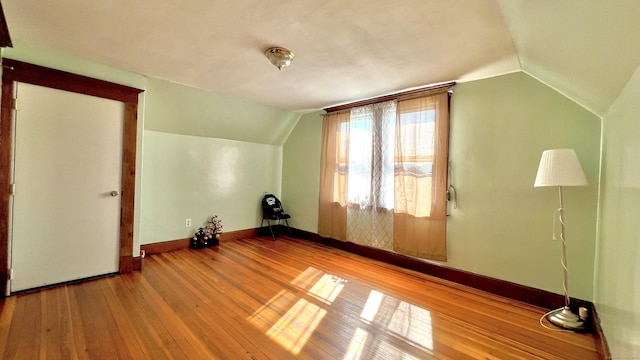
[{"left": 11, "top": 83, "right": 123, "bottom": 292}]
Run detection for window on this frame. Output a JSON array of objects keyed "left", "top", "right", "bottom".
[
  {"left": 346, "top": 101, "right": 396, "bottom": 210},
  {"left": 319, "top": 85, "right": 452, "bottom": 261}
]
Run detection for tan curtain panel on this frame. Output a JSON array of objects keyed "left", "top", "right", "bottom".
[
  {"left": 393, "top": 92, "right": 449, "bottom": 261},
  {"left": 318, "top": 111, "right": 350, "bottom": 241}
]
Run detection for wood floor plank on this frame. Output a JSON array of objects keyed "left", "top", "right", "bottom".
[
  {"left": 0, "top": 236, "right": 601, "bottom": 359},
  {"left": 98, "top": 278, "right": 150, "bottom": 360},
  {"left": 0, "top": 296, "right": 16, "bottom": 358},
  {"left": 142, "top": 255, "right": 256, "bottom": 359},
  {"left": 63, "top": 283, "right": 89, "bottom": 360},
  {"left": 105, "top": 274, "right": 175, "bottom": 359},
  {"left": 155, "top": 250, "right": 299, "bottom": 360},
  {"left": 39, "top": 287, "right": 64, "bottom": 360}
]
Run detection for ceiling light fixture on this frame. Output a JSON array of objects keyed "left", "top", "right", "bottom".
[{"left": 265, "top": 47, "right": 295, "bottom": 70}]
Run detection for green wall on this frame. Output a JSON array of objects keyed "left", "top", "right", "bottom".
[
  {"left": 145, "top": 77, "right": 300, "bottom": 145},
  {"left": 141, "top": 77, "right": 300, "bottom": 244},
  {"left": 281, "top": 111, "right": 323, "bottom": 232},
  {"left": 447, "top": 72, "right": 600, "bottom": 301},
  {"left": 1, "top": 39, "right": 147, "bottom": 89},
  {"left": 282, "top": 72, "right": 601, "bottom": 301},
  {"left": 597, "top": 65, "right": 640, "bottom": 356},
  {"left": 141, "top": 131, "right": 282, "bottom": 244}
]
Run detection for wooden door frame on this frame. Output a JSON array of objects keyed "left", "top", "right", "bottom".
[{"left": 0, "top": 59, "right": 143, "bottom": 296}]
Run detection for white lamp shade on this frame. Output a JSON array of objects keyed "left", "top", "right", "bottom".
[{"left": 534, "top": 149, "right": 588, "bottom": 187}]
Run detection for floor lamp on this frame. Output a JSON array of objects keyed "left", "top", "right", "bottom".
[{"left": 534, "top": 148, "right": 588, "bottom": 331}]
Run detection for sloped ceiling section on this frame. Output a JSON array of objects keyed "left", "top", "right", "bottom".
[
  {"left": 499, "top": 0, "right": 640, "bottom": 117},
  {"left": 2, "top": 0, "right": 519, "bottom": 111}
]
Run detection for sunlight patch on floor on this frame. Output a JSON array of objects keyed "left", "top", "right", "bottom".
[
  {"left": 265, "top": 298, "right": 327, "bottom": 354},
  {"left": 291, "top": 267, "right": 348, "bottom": 304},
  {"left": 343, "top": 328, "right": 370, "bottom": 360},
  {"left": 308, "top": 273, "right": 347, "bottom": 304},
  {"left": 366, "top": 340, "right": 423, "bottom": 360},
  {"left": 361, "top": 289, "right": 384, "bottom": 322},
  {"left": 358, "top": 290, "right": 434, "bottom": 352},
  {"left": 290, "top": 266, "right": 325, "bottom": 289},
  {"left": 248, "top": 268, "right": 433, "bottom": 357},
  {"left": 387, "top": 298, "right": 434, "bottom": 350},
  {"left": 249, "top": 267, "right": 344, "bottom": 354}
]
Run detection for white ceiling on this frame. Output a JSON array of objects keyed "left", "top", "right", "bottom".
[{"left": 3, "top": 0, "right": 640, "bottom": 115}]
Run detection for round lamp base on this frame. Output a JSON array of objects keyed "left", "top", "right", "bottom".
[{"left": 546, "top": 307, "right": 585, "bottom": 331}]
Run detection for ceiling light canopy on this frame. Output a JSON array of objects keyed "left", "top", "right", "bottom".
[{"left": 265, "top": 47, "right": 295, "bottom": 70}]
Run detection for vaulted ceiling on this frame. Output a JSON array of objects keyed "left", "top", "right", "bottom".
[{"left": 3, "top": 0, "right": 640, "bottom": 116}]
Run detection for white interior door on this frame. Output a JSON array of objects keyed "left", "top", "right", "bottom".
[{"left": 10, "top": 82, "right": 124, "bottom": 292}]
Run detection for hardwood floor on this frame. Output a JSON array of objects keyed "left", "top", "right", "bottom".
[{"left": 0, "top": 236, "right": 601, "bottom": 359}]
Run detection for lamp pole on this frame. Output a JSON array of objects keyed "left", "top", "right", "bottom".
[
  {"left": 545, "top": 185, "right": 585, "bottom": 331},
  {"left": 558, "top": 186, "right": 570, "bottom": 310}
]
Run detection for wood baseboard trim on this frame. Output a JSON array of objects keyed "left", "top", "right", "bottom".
[
  {"left": 222, "top": 228, "right": 259, "bottom": 241},
  {"left": 141, "top": 238, "right": 191, "bottom": 255},
  {"left": 133, "top": 256, "right": 142, "bottom": 271},
  {"left": 140, "top": 228, "right": 260, "bottom": 255},
  {"left": 118, "top": 255, "right": 134, "bottom": 273}
]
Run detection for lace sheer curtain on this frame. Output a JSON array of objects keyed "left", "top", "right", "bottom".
[
  {"left": 318, "top": 90, "right": 450, "bottom": 261},
  {"left": 346, "top": 101, "right": 396, "bottom": 250}
]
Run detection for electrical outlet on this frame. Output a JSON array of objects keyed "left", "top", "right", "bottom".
[{"left": 185, "top": 218, "right": 191, "bottom": 227}]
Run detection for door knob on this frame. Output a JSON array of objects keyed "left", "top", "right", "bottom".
[{"left": 110, "top": 191, "right": 119, "bottom": 197}]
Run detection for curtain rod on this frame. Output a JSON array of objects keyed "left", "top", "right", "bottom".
[{"left": 324, "top": 81, "right": 455, "bottom": 113}]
